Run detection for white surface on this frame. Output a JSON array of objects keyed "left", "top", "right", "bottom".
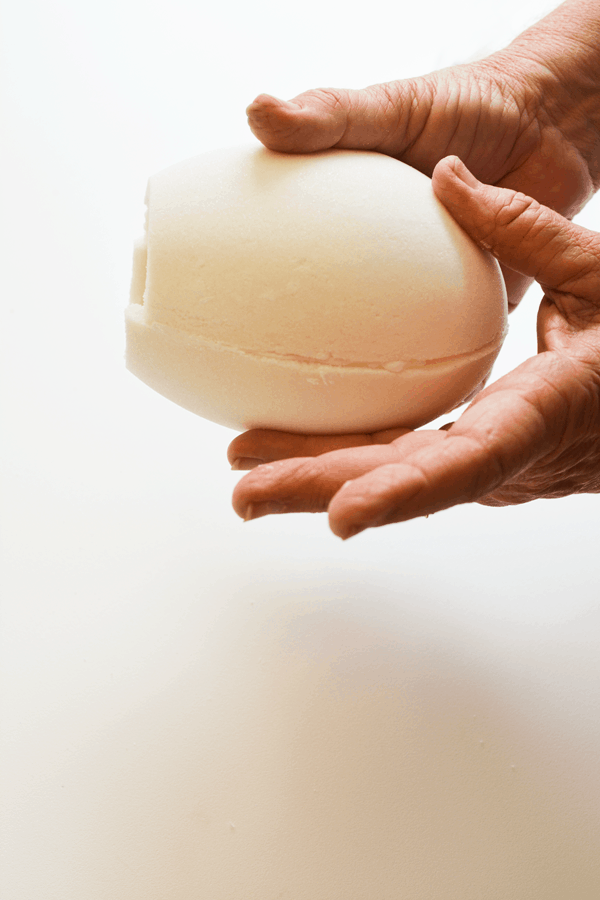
[{"left": 1, "top": 1, "right": 599, "bottom": 898}]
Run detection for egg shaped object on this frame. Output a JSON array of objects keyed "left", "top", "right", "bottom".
[{"left": 125, "top": 146, "right": 507, "bottom": 433}]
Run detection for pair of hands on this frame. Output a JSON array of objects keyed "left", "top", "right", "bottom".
[{"left": 228, "top": 59, "right": 600, "bottom": 539}]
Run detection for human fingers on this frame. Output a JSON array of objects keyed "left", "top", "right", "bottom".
[
  {"left": 245, "top": 77, "right": 535, "bottom": 309},
  {"left": 230, "top": 430, "right": 443, "bottom": 520},
  {"left": 227, "top": 426, "right": 412, "bottom": 471},
  {"left": 434, "top": 152, "right": 600, "bottom": 318},
  {"left": 246, "top": 82, "right": 425, "bottom": 155},
  {"left": 327, "top": 351, "right": 592, "bottom": 537},
  {"left": 231, "top": 347, "right": 595, "bottom": 532},
  {"left": 232, "top": 169, "right": 600, "bottom": 532},
  {"left": 325, "top": 163, "right": 600, "bottom": 536},
  {"left": 432, "top": 156, "right": 600, "bottom": 315}
]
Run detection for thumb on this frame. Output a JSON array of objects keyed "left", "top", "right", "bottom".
[
  {"left": 432, "top": 155, "right": 600, "bottom": 301},
  {"left": 247, "top": 82, "right": 414, "bottom": 154}
]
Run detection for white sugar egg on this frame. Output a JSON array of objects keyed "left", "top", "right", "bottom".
[{"left": 126, "top": 146, "right": 507, "bottom": 433}]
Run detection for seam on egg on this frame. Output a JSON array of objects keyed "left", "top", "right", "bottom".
[{"left": 130, "top": 308, "right": 507, "bottom": 373}]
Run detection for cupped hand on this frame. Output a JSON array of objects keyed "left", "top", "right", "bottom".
[
  {"left": 247, "top": 58, "right": 594, "bottom": 309},
  {"left": 229, "top": 157, "right": 600, "bottom": 538}
]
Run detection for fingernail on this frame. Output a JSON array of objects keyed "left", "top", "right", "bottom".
[
  {"left": 247, "top": 93, "right": 287, "bottom": 111},
  {"left": 449, "top": 156, "right": 480, "bottom": 188},
  {"left": 231, "top": 457, "right": 264, "bottom": 471},
  {"left": 244, "top": 501, "right": 286, "bottom": 521},
  {"left": 340, "top": 524, "right": 366, "bottom": 541}
]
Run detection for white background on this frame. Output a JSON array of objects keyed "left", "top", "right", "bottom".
[{"left": 1, "top": 1, "right": 600, "bottom": 898}]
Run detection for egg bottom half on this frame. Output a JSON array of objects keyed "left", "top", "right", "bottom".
[{"left": 125, "top": 304, "right": 503, "bottom": 434}]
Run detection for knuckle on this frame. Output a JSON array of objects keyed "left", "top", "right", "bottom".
[
  {"left": 494, "top": 190, "right": 540, "bottom": 233},
  {"left": 550, "top": 228, "right": 600, "bottom": 298},
  {"left": 240, "top": 458, "right": 331, "bottom": 513},
  {"left": 309, "top": 87, "right": 347, "bottom": 113},
  {"left": 448, "top": 432, "right": 509, "bottom": 500},
  {"left": 370, "top": 82, "right": 401, "bottom": 117},
  {"left": 286, "top": 458, "right": 334, "bottom": 511}
]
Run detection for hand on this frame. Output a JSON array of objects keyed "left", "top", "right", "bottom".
[
  {"left": 246, "top": 55, "right": 595, "bottom": 310},
  {"left": 229, "top": 156, "right": 600, "bottom": 538}
]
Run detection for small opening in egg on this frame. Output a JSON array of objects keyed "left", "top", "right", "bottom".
[{"left": 129, "top": 235, "right": 148, "bottom": 306}]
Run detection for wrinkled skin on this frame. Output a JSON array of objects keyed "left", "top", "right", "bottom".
[
  {"left": 228, "top": 58, "right": 600, "bottom": 538},
  {"left": 246, "top": 59, "right": 596, "bottom": 308}
]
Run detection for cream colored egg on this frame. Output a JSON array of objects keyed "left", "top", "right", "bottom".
[{"left": 125, "top": 146, "right": 507, "bottom": 433}]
